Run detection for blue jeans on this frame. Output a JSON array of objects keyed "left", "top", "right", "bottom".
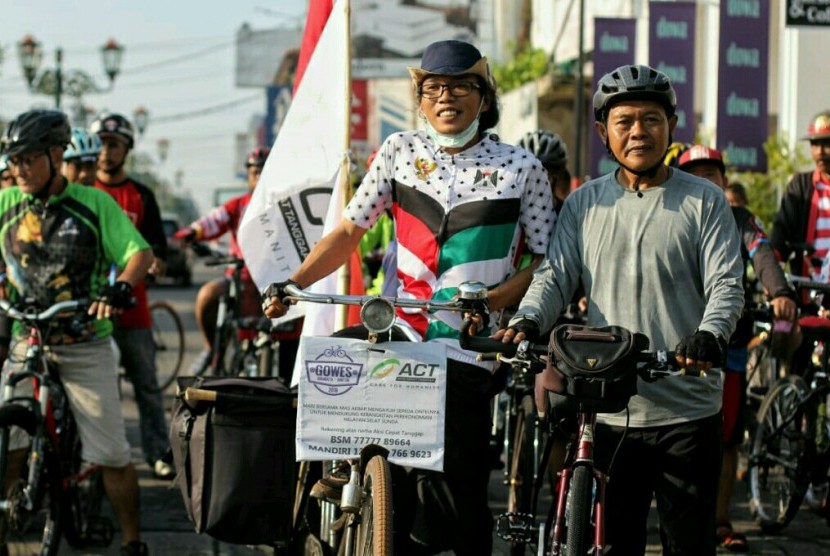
[{"left": 113, "top": 328, "right": 169, "bottom": 462}]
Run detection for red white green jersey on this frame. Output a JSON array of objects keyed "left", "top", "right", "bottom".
[{"left": 344, "top": 131, "right": 554, "bottom": 367}]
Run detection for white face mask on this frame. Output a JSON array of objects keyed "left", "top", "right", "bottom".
[{"left": 423, "top": 99, "right": 484, "bottom": 149}]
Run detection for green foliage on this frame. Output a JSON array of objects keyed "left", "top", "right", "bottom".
[
  {"left": 491, "top": 46, "right": 549, "bottom": 93},
  {"left": 728, "top": 133, "right": 811, "bottom": 229}
]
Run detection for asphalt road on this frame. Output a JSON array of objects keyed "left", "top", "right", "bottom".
[{"left": 55, "top": 262, "right": 830, "bottom": 555}]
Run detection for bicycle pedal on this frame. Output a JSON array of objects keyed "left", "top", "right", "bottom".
[{"left": 495, "top": 512, "right": 536, "bottom": 543}]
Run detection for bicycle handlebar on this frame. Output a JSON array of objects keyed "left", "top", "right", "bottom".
[
  {"left": 282, "top": 283, "right": 473, "bottom": 313},
  {"left": 788, "top": 274, "right": 830, "bottom": 295},
  {"left": 190, "top": 243, "right": 245, "bottom": 269},
  {"left": 458, "top": 318, "right": 702, "bottom": 379},
  {"left": 0, "top": 298, "right": 90, "bottom": 324}
]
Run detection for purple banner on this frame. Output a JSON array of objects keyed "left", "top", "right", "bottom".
[
  {"left": 589, "top": 18, "right": 637, "bottom": 180},
  {"left": 649, "top": 1, "right": 696, "bottom": 144},
  {"left": 717, "top": 0, "right": 770, "bottom": 172}
]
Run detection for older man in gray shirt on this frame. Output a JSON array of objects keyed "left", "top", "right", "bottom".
[{"left": 503, "top": 65, "right": 744, "bottom": 555}]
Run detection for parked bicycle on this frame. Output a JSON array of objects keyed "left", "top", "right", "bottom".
[
  {"left": 0, "top": 298, "right": 112, "bottom": 555},
  {"left": 190, "top": 243, "right": 281, "bottom": 380},
  {"left": 281, "top": 280, "right": 488, "bottom": 556},
  {"left": 149, "top": 299, "right": 185, "bottom": 391},
  {"left": 459, "top": 321, "right": 697, "bottom": 556},
  {"left": 491, "top": 300, "right": 588, "bottom": 556},
  {"left": 747, "top": 275, "right": 830, "bottom": 532}
]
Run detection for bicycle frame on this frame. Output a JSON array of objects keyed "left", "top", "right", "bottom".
[{"left": 0, "top": 298, "right": 114, "bottom": 554}]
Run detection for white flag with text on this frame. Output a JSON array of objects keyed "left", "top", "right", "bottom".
[{"left": 237, "top": 0, "right": 349, "bottom": 325}]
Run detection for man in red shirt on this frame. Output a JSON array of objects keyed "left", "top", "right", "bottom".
[
  {"left": 90, "top": 113, "right": 173, "bottom": 480},
  {"left": 175, "top": 148, "right": 301, "bottom": 381}
]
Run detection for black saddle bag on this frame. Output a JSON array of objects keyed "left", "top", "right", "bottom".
[
  {"left": 169, "top": 376, "right": 296, "bottom": 545},
  {"left": 547, "top": 324, "right": 649, "bottom": 414}
]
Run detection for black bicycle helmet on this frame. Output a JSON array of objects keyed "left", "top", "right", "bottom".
[
  {"left": 89, "top": 113, "right": 135, "bottom": 149},
  {"left": 246, "top": 146, "right": 270, "bottom": 167},
  {"left": 517, "top": 130, "right": 569, "bottom": 167},
  {"left": 593, "top": 64, "right": 677, "bottom": 122},
  {"left": 1, "top": 110, "right": 72, "bottom": 158}
]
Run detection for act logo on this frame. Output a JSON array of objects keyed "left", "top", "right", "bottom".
[
  {"left": 305, "top": 345, "right": 363, "bottom": 395},
  {"left": 369, "top": 358, "right": 400, "bottom": 379}
]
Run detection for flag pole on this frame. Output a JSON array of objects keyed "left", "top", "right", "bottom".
[{"left": 336, "top": 0, "right": 352, "bottom": 329}]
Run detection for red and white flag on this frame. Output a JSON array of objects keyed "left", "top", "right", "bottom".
[{"left": 238, "top": 0, "right": 350, "bottom": 331}]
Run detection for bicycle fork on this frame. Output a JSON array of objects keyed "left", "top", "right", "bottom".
[{"left": 550, "top": 414, "right": 605, "bottom": 556}]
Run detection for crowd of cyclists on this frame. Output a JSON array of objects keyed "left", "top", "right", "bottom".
[{"left": 1, "top": 35, "right": 830, "bottom": 555}]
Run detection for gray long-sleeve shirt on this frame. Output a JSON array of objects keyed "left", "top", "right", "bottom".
[{"left": 512, "top": 169, "right": 745, "bottom": 426}]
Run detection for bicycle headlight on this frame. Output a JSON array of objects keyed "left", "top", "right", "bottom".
[{"left": 360, "top": 298, "right": 396, "bottom": 334}]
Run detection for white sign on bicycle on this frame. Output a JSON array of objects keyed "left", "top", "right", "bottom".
[{"left": 296, "top": 336, "right": 446, "bottom": 472}]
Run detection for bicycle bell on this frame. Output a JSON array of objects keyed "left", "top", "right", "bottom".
[
  {"left": 360, "top": 297, "right": 396, "bottom": 335},
  {"left": 457, "top": 280, "right": 487, "bottom": 300}
]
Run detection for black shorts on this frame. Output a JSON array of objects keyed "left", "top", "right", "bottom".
[{"left": 594, "top": 413, "right": 723, "bottom": 555}]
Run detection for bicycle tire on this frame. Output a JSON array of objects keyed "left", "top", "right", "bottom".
[
  {"left": 0, "top": 404, "right": 64, "bottom": 556},
  {"left": 149, "top": 300, "right": 185, "bottom": 391},
  {"left": 257, "top": 335, "right": 275, "bottom": 378},
  {"left": 354, "top": 455, "right": 393, "bottom": 556},
  {"left": 565, "top": 465, "right": 593, "bottom": 556},
  {"left": 748, "top": 375, "right": 810, "bottom": 533},
  {"left": 210, "top": 316, "right": 240, "bottom": 377},
  {"left": 507, "top": 395, "right": 537, "bottom": 556},
  {"left": 62, "top": 414, "right": 111, "bottom": 549}
]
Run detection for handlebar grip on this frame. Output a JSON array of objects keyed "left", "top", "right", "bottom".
[
  {"left": 459, "top": 333, "right": 518, "bottom": 356},
  {"left": 184, "top": 387, "right": 217, "bottom": 402}
]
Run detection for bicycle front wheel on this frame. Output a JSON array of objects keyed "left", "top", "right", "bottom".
[
  {"left": 149, "top": 300, "right": 185, "bottom": 390},
  {"left": 354, "top": 455, "right": 393, "bottom": 556},
  {"left": 0, "top": 404, "right": 64, "bottom": 556},
  {"left": 564, "top": 465, "right": 593, "bottom": 556},
  {"left": 748, "top": 376, "right": 810, "bottom": 533}
]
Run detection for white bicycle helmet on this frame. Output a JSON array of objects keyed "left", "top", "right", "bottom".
[
  {"left": 517, "top": 130, "right": 568, "bottom": 168},
  {"left": 64, "top": 128, "right": 102, "bottom": 163}
]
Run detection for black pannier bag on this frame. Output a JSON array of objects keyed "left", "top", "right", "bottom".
[
  {"left": 547, "top": 324, "right": 649, "bottom": 414},
  {"left": 169, "top": 376, "right": 296, "bottom": 545}
]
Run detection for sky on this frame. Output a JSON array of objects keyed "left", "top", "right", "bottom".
[{"left": 1, "top": 0, "right": 308, "bottom": 214}]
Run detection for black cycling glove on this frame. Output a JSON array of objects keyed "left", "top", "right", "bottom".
[
  {"left": 509, "top": 318, "right": 541, "bottom": 343},
  {"left": 674, "top": 330, "right": 726, "bottom": 367},
  {"left": 98, "top": 281, "right": 135, "bottom": 310},
  {"left": 261, "top": 279, "right": 301, "bottom": 311}
]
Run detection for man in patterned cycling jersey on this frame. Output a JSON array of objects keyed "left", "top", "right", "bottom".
[
  {"left": 263, "top": 39, "right": 554, "bottom": 555},
  {"left": 0, "top": 109, "right": 153, "bottom": 556}
]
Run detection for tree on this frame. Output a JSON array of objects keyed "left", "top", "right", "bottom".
[
  {"left": 491, "top": 45, "right": 548, "bottom": 93},
  {"left": 729, "top": 134, "right": 810, "bottom": 229}
]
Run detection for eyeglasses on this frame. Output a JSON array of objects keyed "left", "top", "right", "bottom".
[
  {"left": 418, "top": 81, "right": 480, "bottom": 100},
  {"left": 7, "top": 152, "right": 45, "bottom": 170}
]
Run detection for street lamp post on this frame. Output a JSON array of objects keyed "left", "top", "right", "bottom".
[
  {"left": 17, "top": 35, "right": 124, "bottom": 111},
  {"left": 133, "top": 106, "right": 150, "bottom": 138}
]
